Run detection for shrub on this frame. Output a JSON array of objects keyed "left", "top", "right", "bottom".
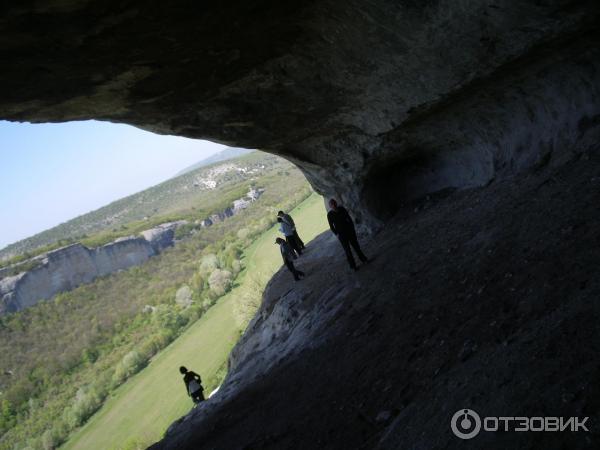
[
  {"left": 233, "top": 274, "right": 264, "bottom": 328},
  {"left": 174, "top": 285, "right": 193, "bottom": 308},
  {"left": 231, "top": 259, "right": 242, "bottom": 275},
  {"left": 64, "top": 386, "right": 102, "bottom": 428},
  {"left": 208, "top": 269, "right": 233, "bottom": 297},
  {"left": 112, "top": 351, "right": 145, "bottom": 385},
  {"left": 236, "top": 228, "right": 250, "bottom": 240},
  {"left": 41, "top": 428, "right": 58, "bottom": 450},
  {"left": 120, "top": 436, "right": 153, "bottom": 450},
  {"left": 199, "top": 254, "right": 219, "bottom": 275},
  {"left": 152, "top": 306, "right": 188, "bottom": 333}
]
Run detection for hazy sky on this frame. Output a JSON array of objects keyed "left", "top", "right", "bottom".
[{"left": 0, "top": 120, "right": 226, "bottom": 250}]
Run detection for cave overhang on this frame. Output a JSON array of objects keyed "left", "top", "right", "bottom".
[{"left": 2, "top": 0, "right": 600, "bottom": 231}]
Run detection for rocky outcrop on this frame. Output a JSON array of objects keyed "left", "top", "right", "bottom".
[
  {"left": 0, "top": 265, "right": 14, "bottom": 279},
  {"left": 1, "top": 1, "right": 599, "bottom": 231},
  {"left": 200, "top": 188, "right": 264, "bottom": 227},
  {"left": 140, "top": 221, "right": 185, "bottom": 251},
  {"left": 0, "top": 225, "right": 176, "bottom": 315},
  {"left": 152, "top": 149, "right": 600, "bottom": 450}
]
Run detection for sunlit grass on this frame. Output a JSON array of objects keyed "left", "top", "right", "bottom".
[{"left": 62, "top": 194, "right": 328, "bottom": 450}]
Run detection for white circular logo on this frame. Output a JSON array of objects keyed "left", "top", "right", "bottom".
[{"left": 451, "top": 409, "right": 481, "bottom": 439}]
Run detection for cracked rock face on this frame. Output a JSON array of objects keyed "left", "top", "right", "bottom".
[
  {"left": 2, "top": 1, "right": 600, "bottom": 229},
  {"left": 0, "top": 227, "right": 176, "bottom": 314}
]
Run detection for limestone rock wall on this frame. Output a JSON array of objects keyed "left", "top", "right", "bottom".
[
  {"left": 0, "top": 228, "right": 174, "bottom": 315},
  {"left": 200, "top": 187, "right": 264, "bottom": 227},
  {"left": 0, "top": 184, "right": 266, "bottom": 315}
]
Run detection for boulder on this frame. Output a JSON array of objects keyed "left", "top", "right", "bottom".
[{"left": 140, "top": 227, "right": 175, "bottom": 253}]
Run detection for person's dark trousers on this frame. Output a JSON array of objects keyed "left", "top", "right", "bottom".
[
  {"left": 192, "top": 389, "right": 205, "bottom": 404},
  {"left": 293, "top": 230, "right": 305, "bottom": 249},
  {"left": 338, "top": 231, "right": 367, "bottom": 269},
  {"left": 284, "top": 259, "right": 304, "bottom": 280},
  {"left": 286, "top": 235, "right": 302, "bottom": 255}
]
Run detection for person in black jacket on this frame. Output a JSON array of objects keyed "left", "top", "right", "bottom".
[
  {"left": 276, "top": 237, "right": 305, "bottom": 280},
  {"left": 327, "top": 198, "right": 368, "bottom": 270},
  {"left": 180, "top": 366, "right": 205, "bottom": 404}
]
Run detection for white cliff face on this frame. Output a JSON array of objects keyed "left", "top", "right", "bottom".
[
  {"left": 141, "top": 221, "right": 181, "bottom": 251},
  {"left": 201, "top": 188, "right": 265, "bottom": 227},
  {"left": 0, "top": 188, "right": 263, "bottom": 315},
  {"left": 0, "top": 227, "right": 175, "bottom": 315}
]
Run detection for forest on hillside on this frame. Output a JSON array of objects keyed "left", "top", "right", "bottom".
[
  {"left": 0, "top": 155, "right": 313, "bottom": 450},
  {"left": 0, "top": 152, "right": 282, "bottom": 264}
]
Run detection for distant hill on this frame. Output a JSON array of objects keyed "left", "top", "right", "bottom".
[
  {"left": 175, "top": 147, "right": 254, "bottom": 176},
  {"left": 0, "top": 151, "right": 286, "bottom": 262}
]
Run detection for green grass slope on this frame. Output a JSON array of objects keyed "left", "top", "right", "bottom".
[{"left": 62, "top": 194, "right": 328, "bottom": 450}]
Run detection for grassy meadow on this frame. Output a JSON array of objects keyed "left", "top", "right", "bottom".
[
  {"left": 62, "top": 194, "right": 328, "bottom": 450},
  {"left": 0, "top": 156, "right": 313, "bottom": 450}
]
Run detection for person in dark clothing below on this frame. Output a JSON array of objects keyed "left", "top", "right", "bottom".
[
  {"left": 278, "top": 210, "right": 305, "bottom": 250},
  {"left": 278, "top": 217, "right": 302, "bottom": 256},
  {"left": 180, "top": 366, "right": 205, "bottom": 405},
  {"left": 276, "top": 237, "right": 305, "bottom": 281},
  {"left": 327, "top": 198, "right": 369, "bottom": 270}
]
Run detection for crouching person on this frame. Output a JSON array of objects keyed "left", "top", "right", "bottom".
[{"left": 275, "top": 237, "right": 305, "bottom": 281}]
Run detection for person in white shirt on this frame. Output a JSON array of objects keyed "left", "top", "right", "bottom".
[
  {"left": 278, "top": 210, "right": 305, "bottom": 250},
  {"left": 278, "top": 217, "right": 302, "bottom": 256}
]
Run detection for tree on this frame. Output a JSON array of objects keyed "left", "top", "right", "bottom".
[
  {"left": 0, "top": 399, "right": 15, "bottom": 432},
  {"left": 233, "top": 274, "right": 263, "bottom": 328},
  {"left": 175, "top": 285, "right": 193, "bottom": 308},
  {"left": 208, "top": 269, "right": 233, "bottom": 297},
  {"left": 112, "top": 351, "right": 145, "bottom": 385},
  {"left": 41, "top": 428, "right": 58, "bottom": 450},
  {"left": 64, "top": 386, "right": 102, "bottom": 428},
  {"left": 81, "top": 347, "right": 99, "bottom": 365},
  {"left": 231, "top": 259, "right": 242, "bottom": 275},
  {"left": 199, "top": 254, "right": 219, "bottom": 275}
]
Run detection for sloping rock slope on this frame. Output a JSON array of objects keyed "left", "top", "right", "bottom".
[{"left": 152, "top": 149, "right": 600, "bottom": 449}]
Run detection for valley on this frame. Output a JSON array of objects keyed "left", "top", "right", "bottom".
[
  {"left": 62, "top": 194, "right": 327, "bottom": 450},
  {"left": 0, "top": 152, "right": 318, "bottom": 450}
]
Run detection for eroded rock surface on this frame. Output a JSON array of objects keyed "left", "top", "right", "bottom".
[
  {"left": 0, "top": 227, "right": 174, "bottom": 315},
  {"left": 1, "top": 1, "right": 599, "bottom": 229}
]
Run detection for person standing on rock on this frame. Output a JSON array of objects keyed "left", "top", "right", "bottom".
[
  {"left": 278, "top": 217, "right": 302, "bottom": 256},
  {"left": 278, "top": 210, "right": 305, "bottom": 250},
  {"left": 276, "top": 237, "right": 305, "bottom": 281},
  {"left": 180, "top": 366, "right": 205, "bottom": 405},
  {"left": 327, "top": 198, "right": 369, "bottom": 270}
]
